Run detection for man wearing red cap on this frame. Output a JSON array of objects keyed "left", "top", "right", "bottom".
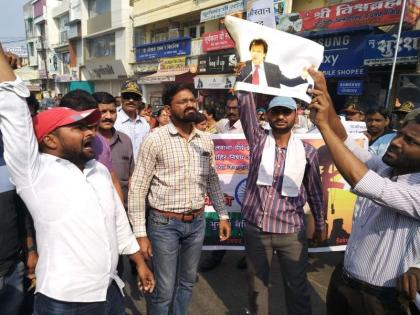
[{"left": 0, "top": 46, "right": 154, "bottom": 314}]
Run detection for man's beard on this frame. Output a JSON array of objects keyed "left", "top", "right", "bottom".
[
  {"left": 60, "top": 140, "right": 94, "bottom": 168},
  {"left": 173, "top": 108, "right": 200, "bottom": 123}
]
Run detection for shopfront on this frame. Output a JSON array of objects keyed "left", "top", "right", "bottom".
[{"left": 84, "top": 59, "right": 128, "bottom": 96}]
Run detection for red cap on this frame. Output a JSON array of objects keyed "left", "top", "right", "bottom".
[{"left": 32, "top": 107, "right": 101, "bottom": 143}]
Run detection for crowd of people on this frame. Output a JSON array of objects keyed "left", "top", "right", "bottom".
[{"left": 0, "top": 41, "right": 419, "bottom": 315}]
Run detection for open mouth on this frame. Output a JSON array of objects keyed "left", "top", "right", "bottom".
[{"left": 83, "top": 140, "right": 93, "bottom": 150}]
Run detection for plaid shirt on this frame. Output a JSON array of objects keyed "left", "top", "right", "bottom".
[{"left": 128, "top": 123, "right": 229, "bottom": 237}]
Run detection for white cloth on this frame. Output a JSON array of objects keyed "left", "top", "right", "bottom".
[
  {"left": 114, "top": 109, "right": 150, "bottom": 160},
  {"left": 0, "top": 78, "right": 140, "bottom": 302},
  {"left": 257, "top": 131, "right": 306, "bottom": 197},
  {"left": 216, "top": 118, "right": 244, "bottom": 134}
]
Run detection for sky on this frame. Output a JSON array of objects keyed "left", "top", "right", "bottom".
[{"left": 0, "top": 0, "right": 27, "bottom": 42}]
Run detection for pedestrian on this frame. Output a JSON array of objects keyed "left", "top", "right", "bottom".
[
  {"left": 364, "top": 107, "right": 396, "bottom": 156},
  {"left": 308, "top": 68, "right": 420, "bottom": 315},
  {"left": 203, "top": 105, "right": 219, "bottom": 134},
  {"left": 0, "top": 47, "right": 154, "bottom": 315},
  {"left": 342, "top": 103, "right": 365, "bottom": 122},
  {"left": 128, "top": 83, "right": 231, "bottom": 315},
  {"left": 60, "top": 89, "right": 125, "bottom": 202},
  {"left": 237, "top": 91, "right": 326, "bottom": 315},
  {"left": 114, "top": 80, "right": 150, "bottom": 160},
  {"left": 153, "top": 108, "right": 170, "bottom": 130},
  {"left": 93, "top": 91, "right": 135, "bottom": 208},
  {"left": 392, "top": 100, "right": 415, "bottom": 130},
  {"left": 194, "top": 112, "right": 208, "bottom": 132}
]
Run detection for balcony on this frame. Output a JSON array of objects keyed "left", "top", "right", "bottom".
[
  {"left": 69, "top": 0, "right": 82, "bottom": 22},
  {"left": 68, "top": 22, "right": 81, "bottom": 39},
  {"left": 51, "top": 0, "right": 70, "bottom": 18},
  {"left": 87, "top": 12, "right": 112, "bottom": 36}
]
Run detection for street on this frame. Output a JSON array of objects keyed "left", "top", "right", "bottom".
[{"left": 123, "top": 250, "right": 343, "bottom": 315}]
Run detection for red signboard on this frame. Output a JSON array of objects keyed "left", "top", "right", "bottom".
[
  {"left": 202, "top": 29, "right": 235, "bottom": 52},
  {"left": 299, "top": 0, "right": 416, "bottom": 32}
]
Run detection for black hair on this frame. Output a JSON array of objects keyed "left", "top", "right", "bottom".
[
  {"left": 92, "top": 92, "right": 116, "bottom": 105},
  {"left": 60, "top": 89, "right": 98, "bottom": 110},
  {"left": 195, "top": 112, "right": 207, "bottom": 123},
  {"left": 249, "top": 38, "right": 268, "bottom": 54},
  {"left": 26, "top": 92, "right": 39, "bottom": 114},
  {"left": 203, "top": 104, "right": 223, "bottom": 121},
  {"left": 157, "top": 108, "right": 166, "bottom": 117},
  {"left": 162, "top": 84, "right": 195, "bottom": 106},
  {"left": 226, "top": 93, "right": 238, "bottom": 103},
  {"left": 365, "top": 107, "right": 390, "bottom": 119}
]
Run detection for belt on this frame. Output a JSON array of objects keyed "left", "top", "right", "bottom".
[
  {"left": 151, "top": 207, "right": 204, "bottom": 222},
  {"left": 342, "top": 269, "right": 398, "bottom": 299}
]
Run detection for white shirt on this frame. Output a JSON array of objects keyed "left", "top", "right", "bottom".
[
  {"left": 344, "top": 137, "right": 420, "bottom": 287},
  {"left": 0, "top": 78, "right": 140, "bottom": 302},
  {"left": 252, "top": 62, "right": 268, "bottom": 87},
  {"left": 216, "top": 118, "right": 244, "bottom": 134},
  {"left": 114, "top": 109, "right": 150, "bottom": 160}
]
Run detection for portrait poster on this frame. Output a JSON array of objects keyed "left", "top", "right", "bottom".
[
  {"left": 203, "top": 134, "right": 368, "bottom": 252},
  {"left": 224, "top": 15, "right": 324, "bottom": 103}
]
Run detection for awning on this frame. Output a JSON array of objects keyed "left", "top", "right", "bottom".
[
  {"left": 138, "top": 69, "right": 190, "bottom": 84},
  {"left": 300, "top": 25, "right": 375, "bottom": 38}
]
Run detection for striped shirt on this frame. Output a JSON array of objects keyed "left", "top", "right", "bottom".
[
  {"left": 114, "top": 109, "right": 150, "bottom": 160},
  {"left": 237, "top": 92, "right": 324, "bottom": 234},
  {"left": 344, "top": 138, "right": 420, "bottom": 287},
  {"left": 128, "top": 123, "right": 229, "bottom": 237}
]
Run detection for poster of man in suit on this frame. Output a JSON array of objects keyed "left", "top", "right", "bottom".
[{"left": 225, "top": 16, "right": 324, "bottom": 103}]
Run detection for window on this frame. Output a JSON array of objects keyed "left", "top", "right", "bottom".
[
  {"left": 151, "top": 28, "right": 168, "bottom": 43},
  {"left": 88, "top": 0, "right": 111, "bottom": 18},
  {"left": 88, "top": 33, "right": 115, "bottom": 58},
  {"left": 58, "top": 15, "right": 69, "bottom": 44},
  {"left": 62, "top": 52, "right": 70, "bottom": 74},
  {"left": 28, "top": 42, "right": 34, "bottom": 57},
  {"left": 134, "top": 27, "right": 146, "bottom": 46},
  {"left": 185, "top": 24, "right": 204, "bottom": 39}
]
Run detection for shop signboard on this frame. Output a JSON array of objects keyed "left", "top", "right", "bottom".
[
  {"left": 85, "top": 60, "right": 127, "bottom": 80},
  {"left": 159, "top": 57, "right": 187, "bottom": 71},
  {"left": 337, "top": 80, "right": 364, "bottom": 95},
  {"left": 312, "top": 32, "right": 367, "bottom": 78},
  {"left": 200, "top": 0, "right": 245, "bottom": 22},
  {"left": 277, "top": 0, "right": 416, "bottom": 32},
  {"left": 194, "top": 74, "right": 236, "bottom": 89},
  {"left": 198, "top": 53, "right": 237, "bottom": 74},
  {"left": 135, "top": 62, "right": 159, "bottom": 73},
  {"left": 135, "top": 37, "right": 191, "bottom": 62},
  {"left": 202, "top": 29, "right": 235, "bottom": 52},
  {"left": 364, "top": 30, "right": 420, "bottom": 66}
]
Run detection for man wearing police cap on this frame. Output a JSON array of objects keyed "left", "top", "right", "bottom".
[{"left": 114, "top": 80, "right": 150, "bottom": 160}]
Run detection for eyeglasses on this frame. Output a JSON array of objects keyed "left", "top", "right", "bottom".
[{"left": 122, "top": 93, "right": 141, "bottom": 101}]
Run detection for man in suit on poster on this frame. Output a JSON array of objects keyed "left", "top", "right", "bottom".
[{"left": 237, "top": 38, "right": 308, "bottom": 88}]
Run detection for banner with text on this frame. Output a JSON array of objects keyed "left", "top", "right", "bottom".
[{"left": 203, "top": 134, "right": 368, "bottom": 252}]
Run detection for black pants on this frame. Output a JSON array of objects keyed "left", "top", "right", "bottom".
[{"left": 327, "top": 262, "right": 409, "bottom": 315}]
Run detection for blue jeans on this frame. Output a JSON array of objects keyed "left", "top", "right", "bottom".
[
  {"left": 33, "top": 281, "right": 124, "bottom": 315},
  {"left": 0, "top": 261, "right": 25, "bottom": 315},
  {"left": 148, "top": 210, "right": 205, "bottom": 315}
]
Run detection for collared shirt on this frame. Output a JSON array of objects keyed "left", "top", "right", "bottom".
[
  {"left": 92, "top": 133, "right": 113, "bottom": 171},
  {"left": 108, "top": 128, "right": 135, "bottom": 207},
  {"left": 368, "top": 131, "right": 396, "bottom": 157},
  {"left": 216, "top": 118, "right": 244, "bottom": 134},
  {"left": 128, "top": 122, "right": 229, "bottom": 237},
  {"left": 114, "top": 109, "right": 150, "bottom": 160},
  {"left": 237, "top": 92, "right": 324, "bottom": 234},
  {"left": 343, "top": 138, "right": 420, "bottom": 287},
  {"left": 0, "top": 78, "right": 139, "bottom": 302}
]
